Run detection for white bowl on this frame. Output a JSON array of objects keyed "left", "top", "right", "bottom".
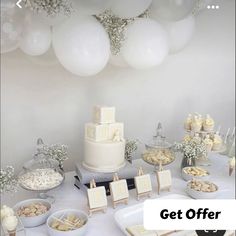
[
  {"left": 14, "top": 199, "right": 51, "bottom": 228},
  {"left": 47, "top": 209, "right": 88, "bottom": 236},
  {"left": 186, "top": 181, "right": 219, "bottom": 199},
  {"left": 182, "top": 167, "right": 210, "bottom": 181}
]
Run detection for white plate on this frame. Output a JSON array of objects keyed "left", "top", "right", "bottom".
[{"left": 114, "top": 194, "right": 191, "bottom": 236}]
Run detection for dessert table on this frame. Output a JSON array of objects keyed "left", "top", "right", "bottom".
[{"left": 1, "top": 153, "right": 235, "bottom": 236}]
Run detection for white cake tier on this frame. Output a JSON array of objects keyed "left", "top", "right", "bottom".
[
  {"left": 85, "top": 122, "right": 124, "bottom": 142},
  {"left": 83, "top": 139, "right": 126, "bottom": 173}
]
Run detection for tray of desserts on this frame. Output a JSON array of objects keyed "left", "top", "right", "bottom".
[{"left": 114, "top": 194, "right": 190, "bottom": 236}]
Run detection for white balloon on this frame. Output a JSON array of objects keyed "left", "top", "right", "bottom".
[
  {"left": 73, "top": 0, "right": 111, "bottom": 15},
  {"left": 121, "top": 19, "right": 169, "bottom": 69},
  {"left": 20, "top": 14, "right": 51, "bottom": 56},
  {"left": 53, "top": 15, "right": 110, "bottom": 77},
  {"left": 1, "top": 0, "right": 24, "bottom": 53},
  {"left": 109, "top": 53, "right": 128, "bottom": 67},
  {"left": 111, "top": 0, "right": 152, "bottom": 19},
  {"left": 150, "top": 0, "right": 197, "bottom": 21},
  {"left": 163, "top": 15, "right": 195, "bottom": 53}
]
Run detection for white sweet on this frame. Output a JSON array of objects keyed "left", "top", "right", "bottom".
[
  {"left": 93, "top": 106, "right": 115, "bottom": 124},
  {"left": 19, "top": 168, "right": 63, "bottom": 191},
  {"left": 1, "top": 206, "right": 14, "bottom": 220},
  {"left": 2, "top": 215, "right": 18, "bottom": 231}
]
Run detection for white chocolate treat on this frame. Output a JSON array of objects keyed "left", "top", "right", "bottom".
[
  {"left": 212, "top": 132, "right": 223, "bottom": 151},
  {"left": 204, "top": 135, "right": 213, "bottom": 152},
  {"left": 2, "top": 215, "right": 18, "bottom": 231},
  {"left": 188, "top": 179, "right": 218, "bottom": 192},
  {"left": 85, "top": 122, "right": 124, "bottom": 142},
  {"left": 203, "top": 114, "right": 215, "bottom": 132},
  {"left": 19, "top": 169, "right": 63, "bottom": 191},
  {"left": 190, "top": 116, "right": 202, "bottom": 132},
  {"left": 93, "top": 106, "right": 115, "bottom": 124},
  {"left": 83, "top": 139, "right": 126, "bottom": 173},
  {"left": 184, "top": 114, "right": 192, "bottom": 130},
  {"left": 183, "top": 167, "right": 209, "bottom": 177},
  {"left": 1, "top": 206, "right": 14, "bottom": 220}
]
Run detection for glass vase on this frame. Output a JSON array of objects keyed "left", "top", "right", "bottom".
[{"left": 181, "top": 155, "right": 196, "bottom": 169}]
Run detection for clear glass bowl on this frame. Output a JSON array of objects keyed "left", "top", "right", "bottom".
[
  {"left": 18, "top": 155, "right": 65, "bottom": 203},
  {"left": 142, "top": 135, "right": 175, "bottom": 169}
]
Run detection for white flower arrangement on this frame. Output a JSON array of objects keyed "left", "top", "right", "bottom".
[
  {"left": 0, "top": 166, "right": 18, "bottom": 194},
  {"left": 125, "top": 139, "right": 139, "bottom": 163},
  {"left": 174, "top": 137, "right": 207, "bottom": 164},
  {"left": 23, "top": 0, "right": 72, "bottom": 16}
]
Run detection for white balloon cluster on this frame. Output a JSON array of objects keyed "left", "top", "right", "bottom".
[{"left": 1, "top": 0, "right": 206, "bottom": 77}]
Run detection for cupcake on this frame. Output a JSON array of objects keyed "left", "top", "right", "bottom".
[
  {"left": 212, "top": 132, "right": 223, "bottom": 151},
  {"left": 229, "top": 157, "right": 235, "bottom": 176},
  {"left": 190, "top": 115, "right": 202, "bottom": 132},
  {"left": 203, "top": 114, "right": 215, "bottom": 132},
  {"left": 184, "top": 114, "right": 192, "bottom": 130},
  {"left": 204, "top": 135, "right": 213, "bottom": 152}
]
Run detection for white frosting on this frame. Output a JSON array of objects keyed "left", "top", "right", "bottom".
[
  {"left": 2, "top": 215, "right": 18, "bottom": 231},
  {"left": 1, "top": 206, "right": 14, "bottom": 220},
  {"left": 19, "top": 168, "right": 63, "bottom": 190},
  {"left": 83, "top": 139, "right": 126, "bottom": 173},
  {"left": 93, "top": 106, "right": 115, "bottom": 124}
]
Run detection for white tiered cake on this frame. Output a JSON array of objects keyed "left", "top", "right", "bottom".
[{"left": 83, "top": 106, "right": 126, "bottom": 173}]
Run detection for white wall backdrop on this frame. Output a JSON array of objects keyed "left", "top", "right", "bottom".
[{"left": 1, "top": 0, "right": 235, "bottom": 173}]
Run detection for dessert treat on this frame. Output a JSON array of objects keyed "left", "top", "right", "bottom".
[
  {"left": 1, "top": 205, "right": 14, "bottom": 219},
  {"left": 203, "top": 114, "right": 215, "bottom": 132},
  {"left": 142, "top": 149, "right": 174, "bottom": 166},
  {"left": 1, "top": 206, "right": 18, "bottom": 236},
  {"left": 2, "top": 215, "right": 18, "bottom": 236},
  {"left": 188, "top": 179, "right": 218, "bottom": 192},
  {"left": 212, "top": 132, "right": 223, "bottom": 151},
  {"left": 190, "top": 115, "right": 202, "bottom": 132},
  {"left": 204, "top": 135, "right": 213, "bottom": 152},
  {"left": 229, "top": 157, "right": 235, "bottom": 176},
  {"left": 19, "top": 168, "right": 64, "bottom": 191},
  {"left": 183, "top": 167, "right": 209, "bottom": 177},
  {"left": 50, "top": 214, "right": 86, "bottom": 231},
  {"left": 17, "top": 202, "right": 49, "bottom": 217},
  {"left": 184, "top": 114, "right": 192, "bottom": 130},
  {"left": 83, "top": 106, "right": 126, "bottom": 173}
]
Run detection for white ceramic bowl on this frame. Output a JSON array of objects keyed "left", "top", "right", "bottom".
[
  {"left": 182, "top": 167, "right": 210, "bottom": 181},
  {"left": 47, "top": 209, "right": 88, "bottom": 236},
  {"left": 186, "top": 181, "right": 219, "bottom": 199},
  {"left": 14, "top": 199, "right": 51, "bottom": 228}
]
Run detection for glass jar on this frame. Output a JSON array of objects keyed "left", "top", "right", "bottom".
[
  {"left": 18, "top": 151, "right": 64, "bottom": 202},
  {"left": 142, "top": 124, "right": 175, "bottom": 170}
]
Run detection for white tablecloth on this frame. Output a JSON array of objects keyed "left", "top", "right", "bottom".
[{"left": 2, "top": 153, "right": 235, "bottom": 236}]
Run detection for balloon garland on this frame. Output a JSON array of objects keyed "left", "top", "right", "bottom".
[{"left": 1, "top": 0, "right": 211, "bottom": 77}]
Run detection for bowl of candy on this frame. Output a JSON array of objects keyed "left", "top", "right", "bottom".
[
  {"left": 14, "top": 199, "right": 51, "bottom": 228},
  {"left": 182, "top": 167, "right": 210, "bottom": 181},
  {"left": 47, "top": 209, "right": 88, "bottom": 236},
  {"left": 186, "top": 179, "right": 219, "bottom": 199}
]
